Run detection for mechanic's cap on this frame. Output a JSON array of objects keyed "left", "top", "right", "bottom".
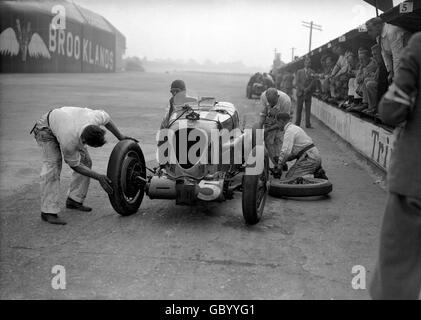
[
  {"left": 265, "top": 88, "right": 279, "bottom": 105},
  {"left": 170, "top": 79, "right": 186, "bottom": 91}
]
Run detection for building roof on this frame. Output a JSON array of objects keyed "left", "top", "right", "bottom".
[{"left": 1, "top": 0, "right": 125, "bottom": 36}]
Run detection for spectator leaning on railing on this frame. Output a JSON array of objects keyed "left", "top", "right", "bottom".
[
  {"left": 370, "top": 32, "right": 421, "bottom": 300},
  {"left": 342, "top": 52, "right": 359, "bottom": 101},
  {"left": 344, "top": 51, "right": 363, "bottom": 108},
  {"left": 366, "top": 17, "right": 411, "bottom": 84},
  {"left": 329, "top": 45, "right": 351, "bottom": 101}
]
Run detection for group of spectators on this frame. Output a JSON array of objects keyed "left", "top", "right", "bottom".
[{"left": 271, "top": 17, "right": 413, "bottom": 127}]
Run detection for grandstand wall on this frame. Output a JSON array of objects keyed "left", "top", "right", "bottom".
[{"left": 311, "top": 97, "right": 395, "bottom": 172}]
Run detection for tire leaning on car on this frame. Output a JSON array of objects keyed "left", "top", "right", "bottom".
[{"left": 107, "top": 139, "right": 146, "bottom": 216}]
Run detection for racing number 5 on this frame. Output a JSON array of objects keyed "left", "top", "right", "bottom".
[
  {"left": 399, "top": 1, "right": 413, "bottom": 14},
  {"left": 197, "top": 181, "right": 221, "bottom": 201}
]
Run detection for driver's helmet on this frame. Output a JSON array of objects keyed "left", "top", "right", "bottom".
[{"left": 170, "top": 80, "right": 186, "bottom": 94}]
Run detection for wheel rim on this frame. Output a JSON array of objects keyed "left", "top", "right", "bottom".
[
  {"left": 282, "top": 177, "right": 325, "bottom": 185},
  {"left": 121, "top": 150, "right": 145, "bottom": 204},
  {"left": 255, "top": 165, "right": 268, "bottom": 216}
]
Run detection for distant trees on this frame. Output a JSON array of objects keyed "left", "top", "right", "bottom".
[
  {"left": 124, "top": 56, "right": 145, "bottom": 72},
  {"left": 124, "top": 56, "right": 267, "bottom": 74}
]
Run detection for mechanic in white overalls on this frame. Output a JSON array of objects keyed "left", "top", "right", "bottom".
[
  {"left": 257, "top": 88, "right": 293, "bottom": 167},
  {"left": 274, "top": 112, "right": 328, "bottom": 179},
  {"left": 31, "top": 107, "right": 132, "bottom": 225}
]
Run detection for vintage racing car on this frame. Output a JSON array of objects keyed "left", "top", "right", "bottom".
[
  {"left": 246, "top": 73, "right": 275, "bottom": 99},
  {"left": 246, "top": 73, "right": 266, "bottom": 99},
  {"left": 106, "top": 93, "right": 269, "bottom": 225}
]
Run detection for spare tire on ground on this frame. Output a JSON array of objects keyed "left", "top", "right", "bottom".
[{"left": 269, "top": 177, "right": 332, "bottom": 198}]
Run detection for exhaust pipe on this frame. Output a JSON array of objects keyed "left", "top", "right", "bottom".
[{"left": 147, "top": 176, "right": 177, "bottom": 199}]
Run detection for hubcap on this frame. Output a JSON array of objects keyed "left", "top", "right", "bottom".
[{"left": 121, "top": 151, "right": 145, "bottom": 204}]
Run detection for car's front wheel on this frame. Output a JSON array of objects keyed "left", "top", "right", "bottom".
[
  {"left": 242, "top": 140, "right": 269, "bottom": 225},
  {"left": 107, "top": 140, "right": 146, "bottom": 216}
]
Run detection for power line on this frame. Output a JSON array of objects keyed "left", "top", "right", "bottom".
[{"left": 302, "top": 21, "right": 322, "bottom": 53}]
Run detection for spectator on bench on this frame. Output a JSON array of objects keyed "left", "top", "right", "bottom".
[
  {"left": 313, "top": 55, "right": 329, "bottom": 98},
  {"left": 339, "top": 52, "right": 359, "bottom": 104},
  {"left": 347, "top": 48, "right": 377, "bottom": 113},
  {"left": 344, "top": 51, "right": 363, "bottom": 108},
  {"left": 361, "top": 44, "right": 387, "bottom": 116},
  {"left": 320, "top": 55, "right": 335, "bottom": 100}
]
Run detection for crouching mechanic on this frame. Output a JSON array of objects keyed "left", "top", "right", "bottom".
[
  {"left": 275, "top": 112, "right": 328, "bottom": 179},
  {"left": 31, "top": 107, "right": 133, "bottom": 225},
  {"left": 257, "top": 87, "right": 292, "bottom": 166}
]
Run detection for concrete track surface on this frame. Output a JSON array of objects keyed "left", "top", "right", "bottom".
[{"left": 0, "top": 72, "right": 386, "bottom": 299}]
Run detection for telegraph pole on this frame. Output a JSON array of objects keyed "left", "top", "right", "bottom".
[
  {"left": 302, "top": 21, "right": 322, "bottom": 53},
  {"left": 291, "top": 47, "right": 296, "bottom": 61}
]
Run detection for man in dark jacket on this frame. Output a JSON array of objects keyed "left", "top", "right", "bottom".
[
  {"left": 370, "top": 32, "right": 421, "bottom": 300},
  {"left": 295, "top": 57, "right": 316, "bottom": 128}
]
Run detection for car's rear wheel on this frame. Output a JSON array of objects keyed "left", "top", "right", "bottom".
[
  {"left": 107, "top": 140, "right": 146, "bottom": 216},
  {"left": 242, "top": 156, "right": 269, "bottom": 225}
]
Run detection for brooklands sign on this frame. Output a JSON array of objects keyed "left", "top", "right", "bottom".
[{"left": 48, "top": 24, "right": 114, "bottom": 71}]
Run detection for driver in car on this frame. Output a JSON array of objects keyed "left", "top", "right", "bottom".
[
  {"left": 160, "top": 79, "right": 187, "bottom": 129},
  {"left": 274, "top": 112, "right": 328, "bottom": 179},
  {"left": 31, "top": 107, "right": 132, "bottom": 225}
]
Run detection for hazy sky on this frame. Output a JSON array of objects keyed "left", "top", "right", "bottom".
[{"left": 75, "top": 0, "right": 402, "bottom": 69}]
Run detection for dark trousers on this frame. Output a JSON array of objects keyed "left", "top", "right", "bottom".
[
  {"left": 370, "top": 192, "right": 421, "bottom": 300},
  {"left": 295, "top": 94, "right": 312, "bottom": 127}
]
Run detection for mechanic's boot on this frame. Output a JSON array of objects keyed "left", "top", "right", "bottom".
[
  {"left": 66, "top": 198, "right": 92, "bottom": 212},
  {"left": 314, "top": 167, "right": 328, "bottom": 180},
  {"left": 41, "top": 212, "right": 67, "bottom": 225}
]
